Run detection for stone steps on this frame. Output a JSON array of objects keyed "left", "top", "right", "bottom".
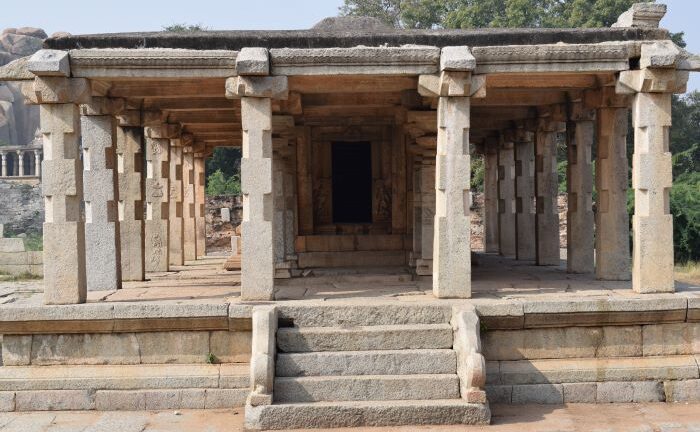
[
  {"left": 274, "top": 374, "right": 459, "bottom": 403},
  {"left": 276, "top": 349, "right": 456, "bottom": 376},
  {"left": 247, "top": 399, "right": 491, "bottom": 430},
  {"left": 276, "top": 304, "right": 451, "bottom": 327},
  {"left": 277, "top": 323, "right": 453, "bottom": 352}
]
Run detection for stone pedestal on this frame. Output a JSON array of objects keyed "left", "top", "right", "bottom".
[
  {"left": 168, "top": 143, "right": 184, "bottom": 267},
  {"left": 497, "top": 138, "right": 516, "bottom": 257},
  {"left": 596, "top": 107, "right": 631, "bottom": 280},
  {"left": 81, "top": 106, "right": 122, "bottom": 291},
  {"left": 40, "top": 102, "right": 87, "bottom": 304},
  {"left": 433, "top": 94, "right": 471, "bottom": 298},
  {"left": 535, "top": 121, "right": 561, "bottom": 266},
  {"left": 182, "top": 151, "right": 196, "bottom": 262},
  {"left": 483, "top": 145, "right": 499, "bottom": 254},
  {"left": 416, "top": 158, "right": 435, "bottom": 276},
  {"left": 566, "top": 110, "right": 595, "bottom": 274},
  {"left": 144, "top": 137, "right": 170, "bottom": 272},
  {"left": 194, "top": 156, "right": 207, "bottom": 258},
  {"left": 116, "top": 122, "right": 145, "bottom": 281},
  {"left": 514, "top": 131, "right": 536, "bottom": 261}
]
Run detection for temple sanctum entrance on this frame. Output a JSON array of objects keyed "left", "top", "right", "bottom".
[{"left": 331, "top": 141, "right": 372, "bottom": 224}]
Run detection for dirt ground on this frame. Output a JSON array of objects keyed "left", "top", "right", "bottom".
[{"left": 1, "top": 403, "right": 698, "bottom": 432}]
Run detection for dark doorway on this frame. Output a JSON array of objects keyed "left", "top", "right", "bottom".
[{"left": 331, "top": 141, "right": 372, "bottom": 223}]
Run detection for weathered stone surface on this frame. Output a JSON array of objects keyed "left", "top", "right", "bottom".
[
  {"left": 136, "top": 331, "right": 209, "bottom": 364},
  {"left": 236, "top": 47, "right": 269, "bottom": 76},
  {"left": 514, "top": 135, "right": 536, "bottom": 260},
  {"left": 250, "top": 305, "right": 276, "bottom": 399},
  {"left": 95, "top": 390, "right": 145, "bottom": 410},
  {"left": 29, "top": 333, "right": 138, "bottom": 365},
  {"left": 482, "top": 326, "right": 642, "bottom": 360},
  {"left": 210, "top": 330, "right": 251, "bottom": 363},
  {"left": 664, "top": 379, "right": 700, "bottom": 402},
  {"left": 0, "top": 238, "right": 24, "bottom": 252},
  {"left": 511, "top": 384, "right": 563, "bottom": 404},
  {"left": 596, "top": 381, "right": 664, "bottom": 403},
  {"left": 219, "top": 363, "right": 252, "bottom": 388},
  {"left": 15, "top": 390, "right": 94, "bottom": 411},
  {"left": 562, "top": 382, "right": 596, "bottom": 403},
  {"left": 276, "top": 349, "right": 456, "bottom": 377},
  {"left": 277, "top": 324, "right": 453, "bottom": 353},
  {"left": 274, "top": 374, "right": 459, "bottom": 403},
  {"left": 534, "top": 123, "right": 560, "bottom": 265},
  {"left": 483, "top": 147, "right": 499, "bottom": 253},
  {"left": 144, "top": 136, "right": 170, "bottom": 272},
  {"left": 613, "top": 2, "right": 666, "bottom": 28},
  {"left": 643, "top": 323, "right": 700, "bottom": 356},
  {"left": 0, "top": 335, "right": 31, "bottom": 366},
  {"left": 440, "top": 46, "right": 475, "bottom": 72},
  {"left": 0, "top": 392, "right": 15, "bottom": 412},
  {"left": 498, "top": 141, "right": 516, "bottom": 257},
  {"left": 116, "top": 126, "right": 145, "bottom": 281},
  {"left": 225, "top": 76, "right": 288, "bottom": 99},
  {"left": 485, "top": 385, "right": 511, "bottom": 404},
  {"left": 27, "top": 49, "right": 69, "bottom": 76},
  {"left": 276, "top": 304, "right": 451, "bottom": 327},
  {"left": 204, "top": 388, "right": 249, "bottom": 408},
  {"left": 246, "top": 399, "right": 490, "bottom": 430},
  {"left": 144, "top": 389, "right": 205, "bottom": 410}
]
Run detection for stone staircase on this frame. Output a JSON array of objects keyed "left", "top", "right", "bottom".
[{"left": 245, "top": 304, "right": 490, "bottom": 430}]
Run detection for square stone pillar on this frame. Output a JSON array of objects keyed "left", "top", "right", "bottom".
[
  {"left": 168, "top": 141, "right": 184, "bottom": 267},
  {"left": 226, "top": 65, "right": 288, "bottom": 301},
  {"left": 535, "top": 117, "right": 563, "bottom": 266},
  {"left": 497, "top": 134, "right": 516, "bottom": 257},
  {"left": 194, "top": 155, "right": 207, "bottom": 258},
  {"left": 566, "top": 103, "right": 595, "bottom": 274},
  {"left": 116, "top": 113, "right": 146, "bottom": 281},
  {"left": 596, "top": 103, "right": 631, "bottom": 280},
  {"left": 81, "top": 98, "right": 124, "bottom": 291},
  {"left": 1, "top": 152, "right": 7, "bottom": 177},
  {"left": 416, "top": 157, "right": 435, "bottom": 276},
  {"left": 33, "top": 77, "right": 91, "bottom": 304},
  {"left": 483, "top": 142, "right": 499, "bottom": 254},
  {"left": 410, "top": 155, "right": 423, "bottom": 266},
  {"left": 433, "top": 89, "right": 472, "bottom": 298},
  {"left": 182, "top": 150, "right": 197, "bottom": 262},
  {"left": 514, "top": 128, "right": 536, "bottom": 261},
  {"left": 17, "top": 151, "right": 24, "bottom": 176},
  {"left": 617, "top": 61, "right": 687, "bottom": 293},
  {"left": 144, "top": 135, "right": 170, "bottom": 272}
]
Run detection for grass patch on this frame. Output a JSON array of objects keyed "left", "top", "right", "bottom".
[
  {"left": 22, "top": 233, "right": 43, "bottom": 251},
  {"left": 675, "top": 261, "right": 700, "bottom": 284},
  {"left": 0, "top": 271, "right": 42, "bottom": 282}
]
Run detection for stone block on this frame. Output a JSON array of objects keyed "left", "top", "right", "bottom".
[
  {"left": 0, "top": 238, "right": 25, "bottom": 252},
  {"left": 596, "top": 381, "right": 664, "bottom": 403},
  {"left": 485, "top": 385, "right": 511, "bottom": 404},
  {"left": 27, "top": 49, "right": 70, "bottom": 77},
  {"left": 440, "top": 46, "right": 476, "bottom": 72},
  {"left": 221, "top": 207, "right": 231, "bottom": 222},
  {"left": 15, "top": 390, "right": 94, "bottom": 411},
  {"left": 612, "top": 3, "right": 666, "bottom": 28},
  {"left": 236, "top": 47, "right": 269, "bottom": 76},
  {"left": 136, "top": 331, "right": 209, "bottom": 364},
  {"left": 219, "top": 363, "right": 251, "bottom": 388},
  {"left": 0, "top": 392, "right": 15, "bottom": 412},
  {"left": 225, "top": 75, "right": 288, "bottom": 99},
  {"left": 664, "top": 379, "right": 700, "bottom": 402},
  {"left": 1, "top": 335, "right": 32, "bottom": 365},
  {"left": 563, "top": 383, "right": 597, "bottom": 403},
  {"left": 29, "top": 333, "right": 140, "bottom": 365},
  {"left": 144, "top": 389, "right": 205, "bottom": 410},
  {"left": 511, "top": 384, "right": 563, "bottom": 404},
  {"left": 643, "top": 323, "right": 700, "bottom": 356},
  {"left": 204, "top": 388, "right": 249, "bottom": 408},
  {"left": 95, "top": 390, "right": 145, "bottom": 410},
  {"left": 210, "top": 330, "right": 251, "bottom": 363}
]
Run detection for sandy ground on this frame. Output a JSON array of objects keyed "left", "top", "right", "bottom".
[{"left": 0, "top": 404, "right": 698, "bottom": 432}]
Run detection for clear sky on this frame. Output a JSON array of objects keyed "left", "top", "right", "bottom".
[{"left": 1, "top": 0, "right": 697, "bottom": 92}]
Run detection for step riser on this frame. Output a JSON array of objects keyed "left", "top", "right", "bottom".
[
  {"left": 277, "top": 325, "right": 453, "bottom": 352},
  {"left": 273, "top": 375, "right": 459, "bottom": 403},
  {"left": 276, "top": 350, "right": 456, "bottom": 377},
  {"left": 246, "top": 401, "right": 491, "bottom": 430},
  {"left": 277, "top": 305, "right": 452, "bottom": 327}
]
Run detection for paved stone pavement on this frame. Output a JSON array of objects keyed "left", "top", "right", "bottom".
[{"left": 0, "top": 404, "right": 698, "bottom": 431}]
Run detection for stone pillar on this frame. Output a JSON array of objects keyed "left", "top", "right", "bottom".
[
  {"left": 535, "top": 116, "right": 563, "bottom": 266},
  {"left": 617, "top": 57, "right": 687, "bottom": 293},
  {"left": 182, "top": 150, "right": 197, "bottom": 262},
  {"left": 16, "top": 151, "right": 24, "bottom": 176},
  {"left": 514, "top": 128, "right": 536, "bottom": 261},
  {"left": 144, "top": 134, "right": 170, "bottom": 272},
  {"left": 81, "top": 98, "right": 124, "bottom": 291},
  {"left": 116, "top": 112, "right": 146, "bottom": 281},
  {"left": 596, "top": 99, "right": 631, "bottom": 280},
  {"left": 416, "top": 157, "right": 435, "bottom": 276},
  {"left": 0, "top": 152, "right": 6, "bottom": 177},
  {"left": 225, "top": 51, "right": 288, "bottom": 300},
  {"left": 566, "top": 102, "right": 595, "bottom": 273},
  {"left": 168, "top": 140, "right": 184, "bottom": 267},
  {"left": 194, "top": 155, "right": 207, "bottom": 258},
  {"left": 483, "top": 143, "right": 499, "bottom": 254},
  {"left": 410, "top": 155, "right": 423, "bottom": 266},
  {"left": 26, "top": 73, "right": 92, "bottom": 304},
  {"left": 497, "top": 134, "right": 516, "bottom": 257},
  {"left": 34, "top": 150, "right": 41, "bottom": 177}
]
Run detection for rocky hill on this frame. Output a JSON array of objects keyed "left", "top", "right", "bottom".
[{"left": 0, "top": 27, "right": 46, "bottom": 148}]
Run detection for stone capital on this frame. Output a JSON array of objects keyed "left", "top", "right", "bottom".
[
  {"left": 22, "top": 77, "right": 91, "bottom": 105},
  {"left": 612, "top": 3, "right": 666, "bottom": 29},
  {"left": 142, "top": 110, "right": 167, "bottom": 127},
  {"left": 568, "top": 101, "right": 596, "bottom": 122},
  {"left": 80, "top": 97, "right": 126, "bottom": 116},
  {"left": 640, "top": 41, "right": 683, "bottom": 70},
  {"left": 236, "top": 47, "right": 270, "bottom": 76},
  {"left": 225, "top": 75, "right": 288, "bottom": 99},
  {"left": 440, "top": 46, "right": 476, "bottom": 72},
  {"left": 584, "top": 87, "right": 631, "bottom": 109},
  {"left": 417, "top": 72, "right": 485, "bottom": 98},
  {"left": 514, "top": 127, "right": 534, "bottom": 143},
  {"left": 537, "top": 104, "right": 567, "bottom": 123},
  {"left": 145, "top": 123, "right": 182, "bottom": 139},
  {"left": 27, "top": 49, "right": 70, "bottom": 77},
  {"left": 117, "top": 110, "right": 142, "bottom": 127},
  {"left": 616, "top": 68, "right": 689, "bottom": 94}
]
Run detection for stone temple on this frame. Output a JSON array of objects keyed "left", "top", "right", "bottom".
[{"left": 0, "top": 3, "right": 698, "bottom": 429}]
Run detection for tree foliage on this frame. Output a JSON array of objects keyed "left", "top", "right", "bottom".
[
  {"left": 206, "top": 169, "right": 241, "bottom": 196},
  {"left": 206, "top": 147, "right": 242, "bottom": 196},
  {"left": 162, "top": 23, "right": 209, "bottom": 32}
]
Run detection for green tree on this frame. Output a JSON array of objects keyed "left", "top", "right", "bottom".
[
  {"left": 206, "top": 169, "right": 241, "bottom": 196},
  {"left": 163, "top": 23, "right": 209, "bottom": 32}
]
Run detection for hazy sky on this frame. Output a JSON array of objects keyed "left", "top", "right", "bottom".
[{"left": 1, "top": 0, "right": 697, "bottom": 92}]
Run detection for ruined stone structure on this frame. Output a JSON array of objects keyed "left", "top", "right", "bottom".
[{"left": 0, "top": 3, "right": 698, "bottom": 429}]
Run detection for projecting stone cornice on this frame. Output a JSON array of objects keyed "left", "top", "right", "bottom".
[
  {"left": 269, "top": 46, "right": 440, "bottom": 75},
  {"left": 68, "top": 48, "right": 238, "bottom": 79}
]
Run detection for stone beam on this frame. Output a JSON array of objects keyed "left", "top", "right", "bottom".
[
  {"left": 107, "top": 79, "right": 227, "bottom": 99},
  {"left": 288, "top": 75, "right": 417, "bottom": 94}
]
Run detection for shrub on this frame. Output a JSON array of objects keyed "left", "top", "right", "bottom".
[{"left": 206, "top": 169, "right": 241, "bottom": 196}]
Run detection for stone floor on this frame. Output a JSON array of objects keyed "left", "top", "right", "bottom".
[
  {"left": 0, "top": 404, "right": 698, "bottom": 431},
  {"left": 1, "top": 253, "right": 698, "bottom": 306}
]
